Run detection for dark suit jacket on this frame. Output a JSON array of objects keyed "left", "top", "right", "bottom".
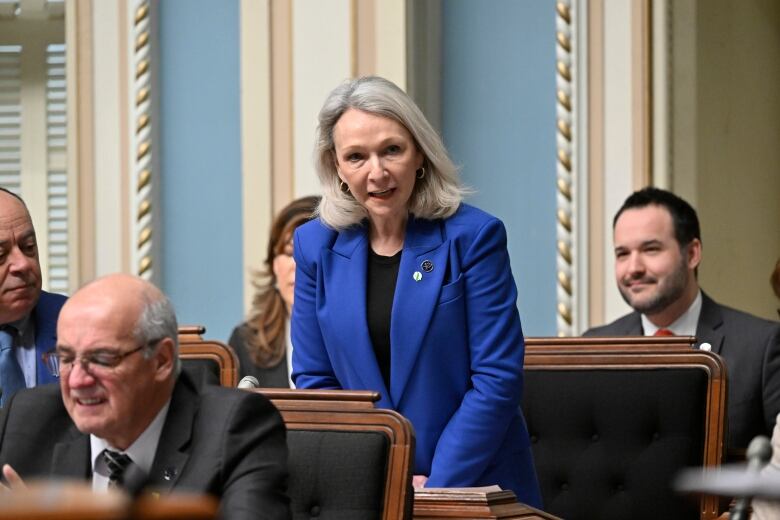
[
  {"left": 585, "top": 292, "right": 780, "bottom": 451},
  {"left": 229, "top": 324, "right": 290, "bottom": 388},
  {"left": 291, "top": 204, "right": 542, "bottom": 508},
  {"left": 0, "top": 372, "right": 291, "bottom": 520}
]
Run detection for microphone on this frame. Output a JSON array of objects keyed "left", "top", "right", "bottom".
[
  {"left": 237, "top": 375, "right": 260, "bottom": 389},
  {"left": 731, "top": 435, "right": 772, "bottom": 520}
]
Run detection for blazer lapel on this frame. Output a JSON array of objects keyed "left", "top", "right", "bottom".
[
  {"left": 695, "top": 292, "right": 725, "bottom": 354},
  {"left": 390, "top": 216, "right": 447, "bottom": 405},
  {"left": 322, "top": 225, "right": 390, "bottom": 403},
  {"left": 51, "top": 426, "right": 91, "bottom": 479},
  {"left": 624, "top": 313, "right": 644, "bottom": 335},
  {"left": 148, "top": 375, "right": 197, "bottom": 491}
]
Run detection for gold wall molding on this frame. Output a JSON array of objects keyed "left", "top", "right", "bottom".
[
  {"left": 130, "top": 0, "right": 158, "bottom": 282},
  {"left": 555, "top": 0, "right": 577, "bottom": 336}
]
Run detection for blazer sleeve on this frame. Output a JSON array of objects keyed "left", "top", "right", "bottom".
[
  {"left": 427, "top": 217, "right": 527, "bottom": 487},
  {"left": 217, "top": 391, "right": 291, "bottom": 520},
  {"left": 289, "top": 227, "right": 342, "bottom": 389}
]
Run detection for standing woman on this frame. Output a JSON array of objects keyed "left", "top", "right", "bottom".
[
  {"left": 229, "top": 195, "right": 320, "bottom": 387},
  {"left": 291, "top": 76, "right": 541, "bottom": 506}
]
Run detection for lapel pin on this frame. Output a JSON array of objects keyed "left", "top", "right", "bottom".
[
  {"left": 163, "top": 467, "right": 178, "bottom": 481},
  {"left": 421, "top": 260, "right": 434, "bottom": 273},
  {"left": 699, "top": 342, "right": 712, "bottom": 352},
  {"left": 413, "top": 271, "right": 422, "bottom": 282}
]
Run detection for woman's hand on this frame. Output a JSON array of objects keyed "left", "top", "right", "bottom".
[{"left": 413, "top": 475, "right": 428, "bottom": 489}]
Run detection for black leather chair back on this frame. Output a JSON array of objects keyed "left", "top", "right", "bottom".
[
  {"left": 288, "top": 429, "right": 389, "bottom": 519},
  {"left": 523, "top": 338, "right": 726, "bottom": 520},
  {"left": 257, "top": 389, "right": 415, "bottom": 520}
]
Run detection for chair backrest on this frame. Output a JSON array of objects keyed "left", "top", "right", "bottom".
[
  {"left": 523, "top": 336, "right": 726, "bottom": 520},
  {"left": 256, "top": 389, "right": 414, "bottom": 520},
  {"left": 177, "top": 326, "right": 239, "bottom": 387}
]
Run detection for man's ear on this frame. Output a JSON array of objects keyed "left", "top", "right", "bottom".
[
  {"left": 153, "top": 337, "right": 176, "bottom": 382},
  {"left": 687, "top": 238, "right": 702, "bottom": 270}
]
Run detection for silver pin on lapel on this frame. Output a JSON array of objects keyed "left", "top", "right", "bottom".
[
  {"left": 421, "top": 260, "right": 434, "bottom": 273},
  {"left": 413, "top": 271, "right": 422, "bottom": 282}
]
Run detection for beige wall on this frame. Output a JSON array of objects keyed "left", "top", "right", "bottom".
[
  {"left": 239, "top": 0, "right": 407, "bottom": 315},
  {"left": 672, "top": 0, "right": 780, "bottom": 320}
]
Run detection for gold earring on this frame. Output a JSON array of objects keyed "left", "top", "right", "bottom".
[
  {"left": 416, "top": 167, "right": 426, "bottom": 180},
  {"left": 339, "top": 180, "right": 350, "bottom": 193}
]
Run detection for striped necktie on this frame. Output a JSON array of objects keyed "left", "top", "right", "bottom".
[
  {"left": 102, "top": 449, "right": 133, "bottom": 489},
  {"left": 0, "top": 327, "right": 25, "bottom": 407}
]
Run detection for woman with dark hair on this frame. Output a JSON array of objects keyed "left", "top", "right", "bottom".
[
  {"left": 291, "top": 76, "right": 541, "bottom": 505},
  {"left": 228, "top": 195, "right": 320, "bottom": 387}
]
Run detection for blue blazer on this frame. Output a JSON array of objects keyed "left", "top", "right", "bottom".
[
  {"left": 33, "top": 290, "right": 67, "bottom": 386},
  {"left": 291, "top": 204, "right": 541, "bottom": 507}
]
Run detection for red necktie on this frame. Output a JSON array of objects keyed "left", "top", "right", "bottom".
[{"left": 654, "top": 328, "right": 675, "bottom": 337}]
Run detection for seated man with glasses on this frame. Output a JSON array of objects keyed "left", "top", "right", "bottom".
[{"left": 0, "top": 274, "right": 290, "bottom": 519}]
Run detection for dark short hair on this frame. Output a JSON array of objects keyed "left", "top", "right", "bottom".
[{"left": 614, "top": 187, "right": 701, "bottom": 247}]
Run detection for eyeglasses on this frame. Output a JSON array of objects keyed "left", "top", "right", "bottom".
[{"left": 43, "top": 339, "right": 163, "bottom": 377}]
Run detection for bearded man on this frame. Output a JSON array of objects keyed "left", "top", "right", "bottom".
[{"left": 585, "top": 187, "right": 780, "bottom": 453}]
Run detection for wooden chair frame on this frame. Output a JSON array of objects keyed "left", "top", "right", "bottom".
[
  {"left": 177, "top": 325, "right": 239, "bottom": 387},
  {"left": 523, "top": 336, "right": 727, "bottom": 520},
  {"left": 255, "top": 389, "right": 414, "bottom": 520}
]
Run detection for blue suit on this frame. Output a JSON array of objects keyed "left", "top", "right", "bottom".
[
  {"left": 29, "top": 290, "right": 66, "bottom": 386},
  {"left": 292, "top": 204, "right": 541, "bottom": 507}
]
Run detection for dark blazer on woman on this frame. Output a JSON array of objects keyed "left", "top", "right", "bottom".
[
  {"left": 228, "top": 324, "right": 290, "bottom": 388},
  {"left": 291, "top": 203, "right": 541, "bottom": 507}
]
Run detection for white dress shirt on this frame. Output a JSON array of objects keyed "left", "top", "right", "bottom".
[
  {"left": 641, "top": 290, "right": 703, "bottom": 337},
  {"left": 91, "top": 400, "right": 171, "bottom": 492}
]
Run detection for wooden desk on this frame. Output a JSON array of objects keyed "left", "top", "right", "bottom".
[
  {"left": 0, "top": 481, "right": 218, "bottom": 520},
  {"left": 414, "top": 487, "right": 562, "bottom": 519}
]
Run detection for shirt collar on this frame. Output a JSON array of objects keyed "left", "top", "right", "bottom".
[
  {"left": 642, "top": 290, "right": 702, "bottom": 337},
  {"left": 6, "top": 314, "right": 31, "bottom": 336},
  {"left": 91, "top": 398, "right": 172, "bottom": 476}
]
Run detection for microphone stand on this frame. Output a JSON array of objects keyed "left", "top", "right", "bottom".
[{"left": 731, "top": 435, "right": 772, "bottom": 520}]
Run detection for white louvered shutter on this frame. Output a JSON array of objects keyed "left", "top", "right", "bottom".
[
  {"left": 45, "top": 43, "right": 68, "bottom": 293},
  {"left": 0, "top": 45, "right": 22, "bottom": 195}
]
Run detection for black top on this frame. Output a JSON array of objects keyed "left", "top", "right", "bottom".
[
  {"left": 228, "top": 324, "right": 291, "bottom": 388},
  {"left": 366, "top": 248, "right": 402, "bottom": 389}
]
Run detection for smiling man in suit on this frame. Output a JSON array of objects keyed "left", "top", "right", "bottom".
[
  {"left": 0, "top": 187, "right": 66, "bottom": 406},
  {"left": 0, "top": 274, "right": 290, "bottom": 519},
  {"left": 585, "top": 187, "right": 780, "bottom": 453}
]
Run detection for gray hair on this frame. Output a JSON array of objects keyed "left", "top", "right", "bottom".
[
  {"left": 315, "top": 76, "right": 468, "bottom": 230},
  {"left": 133, "top": 295, "right": 181, "bottom": 375}
]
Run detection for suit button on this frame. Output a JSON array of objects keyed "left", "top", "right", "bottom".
[
  {"left": 310, "top": 505, "right": 321, "bottom": 516},
  {"left": 561, "top": 483, "right": 569, "bottom": 491},
  {"left": 530, "top": 435, "right": 538, "bottom": 443},
  {"left": 591, "top": 434, "right": 599, "bottom": 442}
]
